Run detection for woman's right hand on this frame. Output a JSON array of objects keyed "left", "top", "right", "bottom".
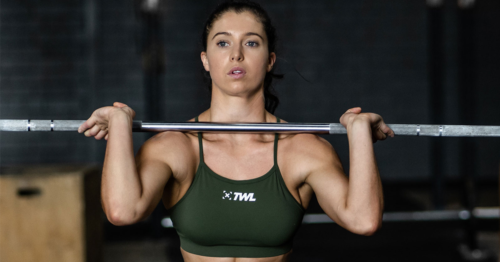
[{"left": 78, "top": 102, "right": 136, "bottom": 140}]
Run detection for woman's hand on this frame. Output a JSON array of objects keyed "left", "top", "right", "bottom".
[
  {"left": 339, "top": 107, "right": 394, "bottom": 143},
  {"left": 78, "top": 102, "right": 136, "bottom": 140}
]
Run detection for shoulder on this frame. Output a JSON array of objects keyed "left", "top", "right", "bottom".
[
  {"left": 138, "top": 114, "right": 202, "bottom": 159},
  {"left": 277, "top": 117, "right": 337, "bottom": 162},
  {"left": 141, "top": 131, "right": 193, "bottom": 153},
  {"left": 284, "top": 134, "right": 337, "bottom": 162},
  {"left": 137, "top": 131, "right": 197, "bottom": 169}
]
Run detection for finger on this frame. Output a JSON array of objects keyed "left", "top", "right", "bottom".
[
  {"left": 378, "top": 129, "right": 388, "bottom": 140},
  {"left": 373, "top": 129, "right": 385, "bottom": 140},
  {"left": 379, "top": 123, "right": 395, "bottom": 138},
  {"left": 372, "top": 129, "right": 387, "bottom": 143},
  {"left": 85, "top": 125, "right": 102, "bottom": 137},
  {"left": 78, "top": 118, "right": 96, "bottom": 133},
  {"left": 95, "top": 130, "right": 108, "bottom": 140},
  {"left": 105, "top": 134, "right": 109, "bottom": 141},
  {"left": 387, "top": 128, "right": 395, "bottom": 137}
]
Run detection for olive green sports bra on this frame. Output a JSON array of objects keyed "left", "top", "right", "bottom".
[{"left": 168, "top": 117, "right": 305, "bottom": 258}]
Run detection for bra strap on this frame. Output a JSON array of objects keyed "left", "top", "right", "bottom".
[
  {"left": 195, "top": 116, "right": 204, "bottom": 163},
  {"left": 274, "top": 117, "right": 280, "bottom": 164}
]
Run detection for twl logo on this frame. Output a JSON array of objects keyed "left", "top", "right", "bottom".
[{"left": 222, "top": 190, "right": 256, "bottom": 202}]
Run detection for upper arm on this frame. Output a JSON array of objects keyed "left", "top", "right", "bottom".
[
  {"left": 301, "top": 136, "right": 350, "bottom": 226},
  {"left": 132, "top": 133, "right": 181, "bottom": 222}
]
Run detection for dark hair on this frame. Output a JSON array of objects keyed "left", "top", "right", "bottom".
[{"left": 201, "top": 0, "right": 282, "bottom": 114}]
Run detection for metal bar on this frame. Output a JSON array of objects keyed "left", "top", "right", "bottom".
[
  {"left": 160, "top": 207, "right": 500, "bottom": 228},
  {"left": 141, "top": 122, "right": 331, "bottom": 134},
  {"left": 300, "top": 208, "right": 499, "bottom": 224},
  {"left": 1, "top": 119, "right": 500, "bottom": 137}
]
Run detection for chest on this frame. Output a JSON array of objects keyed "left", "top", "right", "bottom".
[
  {"left": 202, "top": 139, "right": 275, "bottom": 181},
  {"left": 163, "top": 134, "right": 312, "bottom": 210}
]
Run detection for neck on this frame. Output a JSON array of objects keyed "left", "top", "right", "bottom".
[{"left": 204, "top": 87, "right": 271, "bottom": 123}]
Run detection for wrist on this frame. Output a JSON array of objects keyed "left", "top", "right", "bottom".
[
  {"left": 108, "top": 108, "right": 133, "bottom": 124},
  {"left": 346, "top": 115, "right": 371, "bottom": 131}
]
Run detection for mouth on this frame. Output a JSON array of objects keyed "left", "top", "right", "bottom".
[{"left": 227, "top": 67, "right": 246, "bottom": 79}]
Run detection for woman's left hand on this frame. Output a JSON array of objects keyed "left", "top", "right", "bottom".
[{"left": 339, "top": 107, "right": 394, "bottom": 143}]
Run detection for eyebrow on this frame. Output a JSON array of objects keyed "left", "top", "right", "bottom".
[{"left": 211, "top": 32, "right": 264, "bottom": 40}]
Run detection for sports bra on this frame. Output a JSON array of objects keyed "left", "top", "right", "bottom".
[{"left": 168, "top": 117, "right": 305, "bottom": 258}]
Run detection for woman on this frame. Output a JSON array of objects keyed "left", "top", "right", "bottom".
[{"left": 78, "top": 1, "right": 394, "bottom": 261}]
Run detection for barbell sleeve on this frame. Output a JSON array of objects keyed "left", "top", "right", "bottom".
[{"left": 1, "top": 119, "right": 500, "bottom": 137}]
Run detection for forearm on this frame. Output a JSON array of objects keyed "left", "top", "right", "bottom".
[
  {"left": 101, "top": 112, "right": 141, "bottom": 224},
  {"left": 345, "top": 119, "right": 383, "bottom": 230}
]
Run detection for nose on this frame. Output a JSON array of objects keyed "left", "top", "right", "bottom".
[{"left": 230, "top": 46, "right": 243, "bottom": 62}]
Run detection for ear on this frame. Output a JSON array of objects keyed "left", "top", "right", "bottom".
[
  {"left": 267, "top": 52, "right": 276, "bottom": 72},
  {"left": 201, "top": 51, "right": 210, "bottom": 72}
]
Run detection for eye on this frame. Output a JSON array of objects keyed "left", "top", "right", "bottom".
[
  {"left": 217, "top": 40, "right": 229, "bottom": 47},
  {"left": 246, "top": 41, "right": 259, "bottom": 47}
]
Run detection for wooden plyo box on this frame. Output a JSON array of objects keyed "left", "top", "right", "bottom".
[{"left": 0, "top": 166, "right": 102, "bottom": 262}]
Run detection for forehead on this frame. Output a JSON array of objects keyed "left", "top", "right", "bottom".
[{"left": 209, "top": 11, "right": 266, "bottom": 39}]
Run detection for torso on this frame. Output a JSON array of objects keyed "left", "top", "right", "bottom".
[
  {"left": 156, "top": 116, "right": 317, "bottom": 261},
  {"left": 180, "top": 248, "right": 292, "bottom": 262}
]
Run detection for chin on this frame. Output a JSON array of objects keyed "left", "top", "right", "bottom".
[{"left": 216, "top": 82, "right": 261, "bottom": 96}]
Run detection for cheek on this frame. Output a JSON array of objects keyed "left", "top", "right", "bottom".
[
  {"left": 208, "top": 58, "right": 224, "bottom": 78},
  {"left": 206, "top": 51, "right": 225, "bottom": 71},
  {"left": 251, "top": 54, "right": 270, "bottom": 74},
  {"left": 252, "top": 50, "right": 270, "bottom": 67},
  {"left": 206, "top": 56, "right": 227, "bottom": 84}
]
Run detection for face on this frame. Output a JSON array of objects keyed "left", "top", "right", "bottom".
[{"left": 201, "top": 11, "right": 276, "bottom": 96}]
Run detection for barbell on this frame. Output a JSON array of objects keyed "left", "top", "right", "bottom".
[{"left": 1, "top": 119, "right": 500, "bottom": 137}]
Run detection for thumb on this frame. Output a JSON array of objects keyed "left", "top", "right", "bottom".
[
  {"left": 113, "top": 102, "right": 128, "bottom": 108},
  {"left": 346, "top": 107, "right": 362, "bottom": 114}
]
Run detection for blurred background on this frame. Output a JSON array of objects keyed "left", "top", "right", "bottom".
[{"left": 0, "top": 0, "right": 499, "bottom": 261}]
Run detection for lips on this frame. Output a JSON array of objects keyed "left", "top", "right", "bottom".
[{"left": 227, "top": 67, "right": 246, "bottom": 79}]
